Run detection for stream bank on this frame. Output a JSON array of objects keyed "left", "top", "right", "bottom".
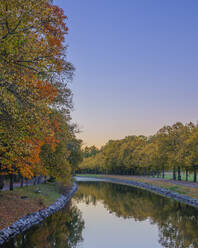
[
  {"left": 0, "top": 183, "right": 77, "bottom": 246},
  {"left": 76, "top": 176, "right": 198, "bottom": 208}
]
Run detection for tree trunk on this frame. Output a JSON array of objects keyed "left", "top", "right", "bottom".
[
  {"left": 33, "top": 176, "right": 37, "bottom": 185},
  {"left": 0, "top": 175, "right": 4, "bottom": 190},
  {"left": 162, "top": 166, "right": 165, "bottom": 179},
  {"left": 15, "top": 173, "right": 20, "bottom": 182},
  {"left": 177, "top": 166, "right": 181, "bottom": 181},
  {"left": 20, "top": 176, "right": 24, "bottom": 187},
  {"left": 22, "top": 234, "right": 25, "bottom": 247},
  {"left": 185, "top": 169, "right": 188, "bottom": 181},
  {"left": 193, "top": 166, "right": 197, "bottom": 183},
  {"left": 9, "top": 174, "right": 14, "bottom": 191},
  {"left": 173, "top": 167, "right": 176, "bottom": 180}
]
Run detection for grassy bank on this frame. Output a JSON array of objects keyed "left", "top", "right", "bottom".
[
  {"left": 0, "top": 183, "right": 62, "bottom": 230},
  {"left": 163, "top": 173, "right": 194, "bottom": 181},
  {"left": 76, "top": 174, "right": 198, "bottom": 199}
]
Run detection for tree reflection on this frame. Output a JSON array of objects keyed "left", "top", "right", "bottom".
[
  {"left": 3, "top": 202, "right": 84, "bottom": 248},
  {"left": 3, "top": 182, "right": 198, "bottom": 248},
  {"left": 75, "top": 182, "right": 198, "bottom": 248}
]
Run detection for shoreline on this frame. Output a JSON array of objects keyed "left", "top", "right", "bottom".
[
  {"left": 76, "top": 176, "right": 198, "bottom": 208},
  {"left": 0, "top": 182, "right": 78, "bottom": 246}
]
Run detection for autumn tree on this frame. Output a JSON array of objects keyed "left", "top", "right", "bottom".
[
  {"left": 0, "top": 0, "right": 76, "bottom": 189},
  {"left": 78, "top": 122, "right": 198, "bottom": 182},
  {"left": 39, "top": 110, "right": 82, "bottom": 184},
  {"left": 185, "top": 124, "right": 198, "bottom": 182}
]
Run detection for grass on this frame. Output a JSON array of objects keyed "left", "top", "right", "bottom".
[
  {"left": 76, "top": 174, "right": 198, "bottom": 199},
  {"left": 76, "top": 174, "right": 100, "bottom": 178},
  {"left": 14, "top": 183, "right": 61, "bottom": 206},
  {"left": 0, "top": 182, "right": 62, "bottom": 230},
  {"left": 164, "top": 173, "right": 194, "bottom": 181}
]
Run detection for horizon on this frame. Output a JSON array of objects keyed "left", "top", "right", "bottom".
[
  {"left": 81, "top": 120, "right": 198, "bottom": 149},
  {"left": 1, "top": 1, "right": 198, "bottom": 246},
  {"left": 55, "top": 0, "right": 198, "bottom": 147}
]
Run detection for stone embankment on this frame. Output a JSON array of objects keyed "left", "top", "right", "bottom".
[
  {"left": 0, "top": 183, "right": 78, "bottom": 246},
  {"left": 77, "top": 176, "right": 198, "bottom": 208}
]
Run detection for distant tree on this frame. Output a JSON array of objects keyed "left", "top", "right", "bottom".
[
  {"left": 78, "top": 122, "right": 198, "bottom": 182},
  {"left": 83, "top": 146, "right": 99, "bottom": 158}
]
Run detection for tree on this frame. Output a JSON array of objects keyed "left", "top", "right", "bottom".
[
  {"left": 185, "top": 124, "right": 198, "bottom": 182},
  {"left": 67, "top": 138, "right": 83, "bottom": 174},
  {"left": 83, "top": 146, "right": 99, "bottom": 158},
  {"left": 0, "top": 0, "right": 75, "bottom": 189},
  {"left": 78, "top": 122, "right": 198, "bottom": 182},
  {"left": 39, "top": 110, "right": 82, "bottom": 184}
]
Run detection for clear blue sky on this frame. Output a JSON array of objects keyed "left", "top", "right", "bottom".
[{"left": 55, "top": 0, "right": 198, "bottom": 147}]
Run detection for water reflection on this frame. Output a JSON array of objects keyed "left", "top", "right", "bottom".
[
  {"left": 3, "top": 181, "right": 198, "bottom": 248},
  {"left": 75, "top": 181, "right": 198, "bottom": 248},
  {"left": 3, "top": 203, "right": 84, "bottom": 248}
]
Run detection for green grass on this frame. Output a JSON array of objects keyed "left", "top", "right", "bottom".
[
  {"left": 76, "top": 174, "right": 100, "bottom": 178},
  {"left": 163, "top": 185, "right": 187, "bottom": 195},
  {"left": 163, "top": 173, "right": 194, "bottom": 181},
  {"left": 14, "top": 183, "right": 61, "bottom": 206}
]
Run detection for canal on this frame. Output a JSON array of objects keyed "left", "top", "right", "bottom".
[{"left": 3, "top": 179, "right": 198, "bottom": 248}]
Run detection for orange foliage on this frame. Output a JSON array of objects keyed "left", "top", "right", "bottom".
[
  {"left": 34, "top": 80, "right": 58, "bottom": 102},
  {"left": 0, "top": 0, "right": 73, "bottom": 181}
]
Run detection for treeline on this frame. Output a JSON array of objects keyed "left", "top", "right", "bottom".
[
  {"left": 0, "top": 0, "right": 82, "bottom": 190},
  {"left": 78, "top": 122, "right": 198, "bottom": 182}
]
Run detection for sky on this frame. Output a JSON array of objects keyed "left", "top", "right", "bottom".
[{"left": 55, "top": 0, "right": 198, "bottom": 147}]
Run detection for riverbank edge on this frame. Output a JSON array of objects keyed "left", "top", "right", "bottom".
[
  {"left": 76, "top": 176, "right": 198, "bottom": 208},
  {"left": 0, "top": 182, "right": 78, "bottom": 246}
]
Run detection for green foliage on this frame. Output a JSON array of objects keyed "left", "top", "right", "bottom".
[
  {"left": 67, "top": 138, "right": 83, "bottom": 173},
  {"left": 39, "top": 110, "right": 83, "bottom": 184},
  {"left": 83, "top": 146, "right": 99, "bottom": 158},
  {"left": 0, "top": 0, "right": 82, "bottom": 187},
  {"left": 78, "top": 122, "right": 198, "bottom": 179}
]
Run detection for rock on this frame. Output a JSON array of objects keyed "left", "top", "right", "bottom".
[
  {"left": 0, "top": 183, "right": 78, "bottom": 246},
  {"left": 21, "top": 196, "right": 28, "bottom": 199},
  {"left": 95, "top": 177, "right": 198, "bottom": 209},
  {"left": 35, "top": 188, "right": 41, "bottom": 193}
]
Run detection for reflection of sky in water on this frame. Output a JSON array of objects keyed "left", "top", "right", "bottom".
[
  {"left": 5, "top": 181, "right": 198, "bottom": 248},
  {"left": 75, "top": 200, "right": 162, "bottom": 248}
]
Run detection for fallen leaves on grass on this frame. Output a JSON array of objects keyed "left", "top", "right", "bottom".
[{"left": 0, "top": 192, "right": 46, "bottom": 230}]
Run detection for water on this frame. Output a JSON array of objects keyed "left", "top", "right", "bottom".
[{"left": 3, "top": 180, "right": 198, "bottom": 248}]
